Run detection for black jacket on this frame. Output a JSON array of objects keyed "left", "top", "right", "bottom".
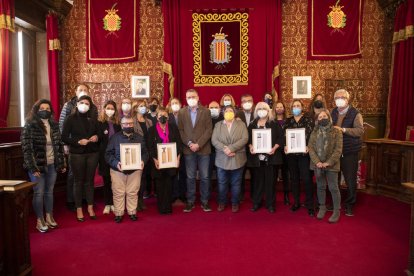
[
  {"left": 61, "top": 112, "right": 100, "bottom": 154},
  {"left": 21, "top": 119, "right": 65, "bottom": 173},
  {"left": 246, "top": 118, "right": 283, "bottom": 167},
  {"left": 147, "top": 122, "right": 183, "bottom": 178},
  {"left": 97, "top": 121, "right": 121, "bottom": 174}
]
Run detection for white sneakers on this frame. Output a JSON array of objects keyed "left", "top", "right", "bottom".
[{"left": 103, "top": 205, "right": 115, "bottom": 215}]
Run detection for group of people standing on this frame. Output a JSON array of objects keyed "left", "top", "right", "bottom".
[{"left": 21, "top": 84, "right": 363, "bottom": 233}]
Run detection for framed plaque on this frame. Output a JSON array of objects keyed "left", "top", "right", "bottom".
[
  {"left": 157, "top": 143, "right": 178, "bottom": 169},
  {"left": 120, "top": 143, "right": 142, "bottom": 170},
  {"left": 286, "top": 128, "right": 306, "bottom": 153},
  {"left": 252, "top": 129, "right": 272, "bottom": 154}
]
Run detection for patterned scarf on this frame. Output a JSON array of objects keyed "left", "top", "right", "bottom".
[
  {"left": 315, "top": 123, "right": 331, "bottom": 162},
  {"left": 156, "top": 122, "right": 169, "bottom": 143}
]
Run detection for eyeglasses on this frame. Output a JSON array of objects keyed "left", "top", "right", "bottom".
[
  {"left": 334, "top": 96, "right": 347, "bottom": 100},
  {"left": 121, "top": 122, "right": 134, "bottom": 126}
]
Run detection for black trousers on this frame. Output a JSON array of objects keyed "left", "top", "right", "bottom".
[
  {"left": 241, "top": 166, "right": 254, "bottom": 198},
  {"left": 274, "top": 153, "right": 290, "bottom": 193},
  {"left": 70, "top": 152, "right": 99, "bottom": 208},
  {"left": 101, "top": 167, "right": 113, "bottom": 205},
  {"left": 155, "top": 173, "right": 174, "bottom": 213},
  {"left": 287, "top": 154, "right": 314, "bottom": 209},
  {"left": 252, "top": 164, "right": 275, "bottom": 209},
  {"left": 66, "top": 155, "right": 74, "bottom": 203},
  {"left": 340, "top": 152, "right": 359, "bottom": 208}
]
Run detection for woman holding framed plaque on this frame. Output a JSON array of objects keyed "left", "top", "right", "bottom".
[
  {"left": 284, "top": 99, "right": 315, "bottom": 216},
  {"left": 246, "top": 102, "right": 283, "bottom": 213},
  {"left": 148, "top": 107, "right": 183, "bottom": 214},
  {"left": 308, "top": 110, "right": 342, "bottom": 223}
]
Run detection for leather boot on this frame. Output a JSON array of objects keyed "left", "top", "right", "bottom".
[
  {"left": 329, "top": 210, "right": 340, "bottom": 223},
  {"left": 284, "top": 192, "right": 290, "bottom": 205},
  {"left": 317, "top": 205, "right": 327, "bottom": 220}
]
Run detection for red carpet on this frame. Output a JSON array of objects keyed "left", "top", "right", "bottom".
[{"left": 29, "top": 191, "right": 410, "bottom": 276}]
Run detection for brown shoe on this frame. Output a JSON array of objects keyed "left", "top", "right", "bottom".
[
  {"left": 217, "top": 204, "right": 225, "bottom": 212},
  {"left": 232, "top": 204, "right": 239, "bottom": 213}
]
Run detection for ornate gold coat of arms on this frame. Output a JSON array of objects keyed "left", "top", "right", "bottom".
[
  {"left": 103, "top": 3, "right": 121, "bottom": 37},
  {"left": 209, "top": 27, "right": 232, "bottom": 69},
  {"left": 327, "top": 0, "right": 346, "bottom": 32}
]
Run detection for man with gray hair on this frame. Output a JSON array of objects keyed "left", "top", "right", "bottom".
[{"left": 331, "top": 89, "right": 364, "bottom": 216}]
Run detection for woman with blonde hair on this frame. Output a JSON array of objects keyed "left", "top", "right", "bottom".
[
  {"left": 247, "top": 102, "right": 283, "bottom": 213},
  {"left": 220, "top": 94, "right": 236, "bottom": 108},
  {"left": 98, "top": 100, "right": 121, "bottom": 214},
  {"left": 132, "top": 99, "right": 154, "bottom": 209}
]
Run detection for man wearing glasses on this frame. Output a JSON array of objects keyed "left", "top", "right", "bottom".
[{"left": 331, "top": 89, "right": 364, "bottom": 217}]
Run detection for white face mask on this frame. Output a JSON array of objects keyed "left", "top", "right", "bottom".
[
  {"left": 257, "top": 110, "right": 268, "bottom": 119},
  {"left": 242, "top": 102, "right": 253, "bottom": 111},
  {"left": 122, "top": 103, "right": 131, "bottom": 112},
  {"left": 171, "top": 104, "right": 180, "bottom": 112},
  {"left": 187, "top": 98, "right": 198, "bottom": 108},
  {"left": 138, "top": 106, "right": 147, "bottom": 115},
  {"left": 210, "top": 108, "right": 220, "bottom": 118},
  {"left": 77, "top": 91, "right": 87, "bottom": 98},
  {"left": 105, "top": 109, "right": 115, "bottom": 118},
  {"left": 223, "top": 100, "right": 232, "bottom": 107},
  {"left": 78, "top": 103, "right": 90, "bottom": 114},
  {"left": 335, "top": 98, "right": 347, "bottom": 108}
]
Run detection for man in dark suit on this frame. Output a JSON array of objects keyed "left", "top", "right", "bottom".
[
  {"left": 236, "top": 94, "right": 255, "bottom": 201},
  {"left": 178, "top": 89, "right": 213, "bottom": 212}
]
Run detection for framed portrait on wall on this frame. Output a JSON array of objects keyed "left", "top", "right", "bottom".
[
  {"left": 120, "top": 143, "right": 142, "bottom": 170},
  {"left": 157, "top": 143, "right": 178, "bottom": 169},
  {"left": 252, "top": 129, "right": 272, "bottom": 154},
  {"left": 292, "top": 76, "right": 312, "bottom": 99},
  {"left": 285, "top": 128, "right": 306, "bottom": 154},
  {"left": 131, "top": 76, "right": 150, "bottom": 98}
]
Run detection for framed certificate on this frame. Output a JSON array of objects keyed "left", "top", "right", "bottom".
[
  {"left": 286, "top": 128, "right": 306, "bottom": 153},
  {"left": 120, "top": 143, "right": 142, "bottom": 170},
  {"left": 252, "top": 129, "right": 272, "bottom": 154},
  {"left": 157, "top": 143, "right": 178, "bottom": 169}
]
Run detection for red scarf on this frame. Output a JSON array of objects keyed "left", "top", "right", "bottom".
[{"left": 156, "top": 122, "right": 169, "bottom": 143}]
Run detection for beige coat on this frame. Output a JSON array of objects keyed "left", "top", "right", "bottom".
[
  {"left": 212, "top": 119, "right": 248, "bottom": 170},
  {"left": 178, "top": 105, "right": 212, "bottom": 155}
]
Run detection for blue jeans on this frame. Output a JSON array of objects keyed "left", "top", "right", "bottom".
[
  {"left": 217, "top": 167, "right": 243, "bottom": 205},
  {"left": 29, "top": 164, "right": 57, "bottom": 219},
  {"left": 185, "top": 153, "right": 210, "bottom": 204}
]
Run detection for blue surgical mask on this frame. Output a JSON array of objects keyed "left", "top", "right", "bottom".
[{"left": 292, "top": 107, "right": 302, "bottom": 116}]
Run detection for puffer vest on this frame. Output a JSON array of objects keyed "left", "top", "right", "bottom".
[{"left": 331, "top": 106, "right": 362, "bottom": 154}]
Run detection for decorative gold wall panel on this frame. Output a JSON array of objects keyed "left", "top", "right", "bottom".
[
  {"left": 280, "top": 0, "right": 393, "bottom": 115},
  {"left": 61, "top": 0, "right": 164, "bottom": 108},
  {"left": 61, "top": 0, "right": 392, "bottom": 115}
]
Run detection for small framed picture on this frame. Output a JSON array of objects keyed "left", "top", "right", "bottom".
[
  {"left": 120, "top": 143, "right": 142, "bottom": 170},
  {"left": 131, "top": 76, "right": 150, "bottom": 98},
  {"left": 157, "top": 143, "right": 178, "bottom": 169},
  {"left": 293, "top": 76, "right": 312, "bottom": 99},
  {"left": 286, "top": 128, "right": 307, "bottom": 153},
  {"left": 252, "top": 129, "right": 272, "bottom": 154}
]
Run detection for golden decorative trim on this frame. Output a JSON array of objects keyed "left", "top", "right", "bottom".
[
  {"left": 392, "top": 25, "right": 414, "bottom": 44},
  {"left": 48, "top": 39, "right": 62, "bottom": 50},
  {"left": 271, "top": 64, "right": 280, "bottom": 96},
  {"left": 162, "top": 61, "right": 175, "bottom": 98},
  {"left": 0, "top": 14, "right": 15, "bottom": 32},
  {"left": 192, "top": 12, "right": 249, "bottom": 86}
]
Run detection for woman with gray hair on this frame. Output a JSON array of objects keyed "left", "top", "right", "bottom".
[
  {"left": 308, "top": 110, "right": 342, "bottom": 223},
  {"left": 247, "top": 102, "right": 283, "bottom": 213},
  {"left": 212, "top": 105, "right": 248, "bottom": 212}
]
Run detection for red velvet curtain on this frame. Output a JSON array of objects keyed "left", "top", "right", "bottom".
[
  {"left": 162, "top": 0, "right": 282, "bottom": 106},
  {"left": 387, "top": 0, "right": 414, "bottom": 140},
  {"left": 46, "top": 13, "right": 61, "bottom": 121},
  {"left": 0, "top": 0, "right": 14, "bottom": 127}
]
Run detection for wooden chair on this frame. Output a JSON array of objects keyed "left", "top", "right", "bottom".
[{"left": 407, "top": 126, "right": 414, "bottom": 141}]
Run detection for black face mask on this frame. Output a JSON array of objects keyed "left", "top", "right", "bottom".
[
  {"left": 318, "top": 118, "right": 330, "bottom": 127},
  {"left": 38, "top": 110, "right": 51, "bottom": 119},
  {"left": 123, "top": 127, "right": 134, "bottom": 134},
  {"left": 149, "top": 104, "right": 158, "bottom": 112},
  {"left": 314, "top": 100, "right": 323, "bottom": 109},
  {"left": 158, "top": 116, "right": 168, "bottom": 124}
]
